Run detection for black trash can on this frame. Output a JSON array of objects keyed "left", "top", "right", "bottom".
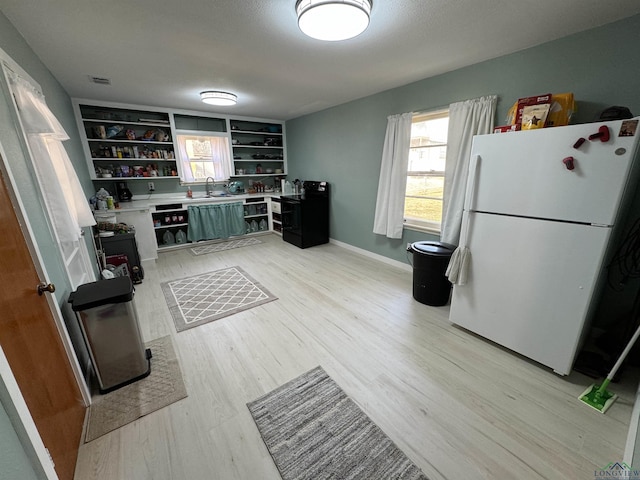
[{"left": 408, "top": 241, "right": 455, "bottom": 306}]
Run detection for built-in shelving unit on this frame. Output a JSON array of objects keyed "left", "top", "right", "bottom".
[
  {"left": 72, "top": 101, "right": 288, "bottom": 194},
  {"left": 244, "top": 197, "right": 270, "bottom": 234},
  {"left": 151, "top": 204, "right": 189, "bottom": 249},
  {"left": 73, "top": 101, "right": 179, "bottom": 181},
  {"left": 229, "top": 119, "right": 286, "bottom": 180}
]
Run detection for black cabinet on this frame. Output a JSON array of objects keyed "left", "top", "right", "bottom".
[
  {"left": 281, "top": 182, "right": 329, "bottom": 249},
  {"left": 98, "top": 232, "right": 144, "bottom": 283}
]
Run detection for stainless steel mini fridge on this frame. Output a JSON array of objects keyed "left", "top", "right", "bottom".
[{"left": 69, "top": 276, "right": 151, "bottom": 393}]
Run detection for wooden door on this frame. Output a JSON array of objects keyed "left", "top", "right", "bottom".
[{"left": 0, "top": 167, "right": 85, "bottom": 479}]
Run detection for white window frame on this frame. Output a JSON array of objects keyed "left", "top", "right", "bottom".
[
  {"left": 175, "top": 129, "right": 232, "bottom": 184},
  {"left": 404, "top": 108, "right": 449, "bottom": 234}
]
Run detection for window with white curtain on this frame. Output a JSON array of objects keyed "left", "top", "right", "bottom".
[
  {"left": 404, "top": 109, "right": 449, "bottom": 232},
  {"left": 175, "top": 131, "right": 232, "bottom": 183}
]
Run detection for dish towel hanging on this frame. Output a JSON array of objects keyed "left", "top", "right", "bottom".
[
  {"left": 187, "top": 202, "right": 245, "bottom": 241},
  {"left": 446, "top": 155, "right": 481, "bottom": 285}
]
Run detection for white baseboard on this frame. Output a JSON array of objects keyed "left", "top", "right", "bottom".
[{"left": 329, "top": 238, "right": 412, "bottom": 272}]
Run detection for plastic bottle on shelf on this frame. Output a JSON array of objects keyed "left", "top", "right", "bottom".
[
  {"left": 162, "top": 230, "right": 175, "bottom": 245},
  {"left": 250, "top": 220, "right": 258, "bottom": 232},
  {"left": 259, "top": 218, "right": 267, "bottom": 231},
  {"left": 175, "top": 229, "right": 187, "bottom": 244}
]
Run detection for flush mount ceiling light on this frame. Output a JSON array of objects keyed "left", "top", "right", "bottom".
[
  {"left": 296, "top": 0, "right": 372, "bottom": 41},
  {"left": 200, "top": 91, "right": 237, "bottom": 106}
]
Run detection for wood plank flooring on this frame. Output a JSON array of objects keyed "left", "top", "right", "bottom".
[{"left": 74, "top": 234, "right": 638, "bottom": 479}]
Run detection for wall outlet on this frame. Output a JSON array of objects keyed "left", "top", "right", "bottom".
[{"left": 148, "top": 181, "right": 155, "bottom": 192}]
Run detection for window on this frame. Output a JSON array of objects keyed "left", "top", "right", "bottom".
[
  {"left": 176, "top": 131, "right": 232, "bottom": 183},
  {"left": 404, "top": 109, "right": 449, "bottom": 232}
]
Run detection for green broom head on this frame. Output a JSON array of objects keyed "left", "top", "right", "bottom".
[{"left": 579, "top": 381, "right": 618, "bottom": 414}]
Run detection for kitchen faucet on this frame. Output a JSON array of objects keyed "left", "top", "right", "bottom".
[{"left": 205, "top": 177, "right": 214, "bottom": 197}]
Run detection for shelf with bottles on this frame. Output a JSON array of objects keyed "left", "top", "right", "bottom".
[
  {"left": 152, "top": 207, "right": 187, "bottom": 227},
  {"left": 155, "top": 226, "right": 189, "bottom": 249},
  {"left": 94, "top": 161, "right": 179, "bottom": 180},
  {"left": 151, "top": 204, "right": 187, "bottom": 247},
  {"left": 244, "top": 217, "right": 269, "bottom": 234},
  {"left": 74, "top": 101, "right": 177, "bottom": 181},
  {"left": 89, "top": 143, "right": 175, "bottom": 160}
]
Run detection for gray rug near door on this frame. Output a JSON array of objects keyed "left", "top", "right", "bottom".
[
  {"left": 247, "top": 366, "right": 428, "bottom": 480},
  {"left": 189, "top": 237, "right": 262, "bottom": 256},
  {"left": 161, "top": 266, "right": 277, "bottom": 332},
  {"left": 84, "top": 335, "right": 187, "bottom": 443}
]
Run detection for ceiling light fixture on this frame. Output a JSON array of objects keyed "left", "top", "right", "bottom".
[
  {"left": 200, "top": 91, "right": 237, "bottom": 106},
  {"left": 296, "top": 0, "right": 372, "bottom": 42}
]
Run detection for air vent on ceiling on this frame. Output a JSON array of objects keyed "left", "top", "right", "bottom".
[{"left": 88, "top": 75, "right": 111, "bottom": 85}]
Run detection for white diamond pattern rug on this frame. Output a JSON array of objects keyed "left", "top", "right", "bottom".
[
  {"left": 161, "top": 266, "right": 277, "bottom": 332},
  {"left": 189, "top": 237, "right": 262, "bottom": 256}
]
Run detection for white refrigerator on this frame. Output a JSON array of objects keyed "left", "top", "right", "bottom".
[{"left": 449, "top": 117, "right": 640, "bottom": 375}]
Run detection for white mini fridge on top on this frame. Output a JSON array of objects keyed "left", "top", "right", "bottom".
[{"left": 449, "top": 117, "right": 640, "bottom": 375}]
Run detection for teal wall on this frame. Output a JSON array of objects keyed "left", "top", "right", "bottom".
[
  {"left": 286, "top": 14, "right": 640, "bottom": 265},
  {"left": 0, "top": 401, "right": 40, "bottom": 480}
]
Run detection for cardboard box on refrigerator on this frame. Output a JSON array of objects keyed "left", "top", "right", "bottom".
[{"left": 505, "top": 92, "right": 575, "bottom": 128}]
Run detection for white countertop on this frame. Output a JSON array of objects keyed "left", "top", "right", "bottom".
[{"left": 104, "top": 192, "right": 280, "bottom": 212}]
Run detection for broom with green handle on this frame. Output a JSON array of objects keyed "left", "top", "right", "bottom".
[{"left": 579, "top": 322, "right": 640, "bottom": 413}]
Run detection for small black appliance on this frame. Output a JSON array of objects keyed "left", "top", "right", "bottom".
[{"left": 115, "top": 181, "right": 132, "bottom": 202}]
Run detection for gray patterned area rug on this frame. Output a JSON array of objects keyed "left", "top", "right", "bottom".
[
  {"left": 247, "top": 366, "right": 428, "bottom": 480},
  {"left": 189, "top": 237, "right": 262, "bottom": 256},
  {"left": 161, "top": 266, "right": 277, "bottom": 332},
  {"left": 84, "top": 336, "right": 187, "bottom": 442}
]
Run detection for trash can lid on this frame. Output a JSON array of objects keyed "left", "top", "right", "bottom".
[
  {"left": 410, "top": 241, "right": 455, "bottom": 256},
  {"left": 68, "top": 276, "right": 134, "bottom": 311}
]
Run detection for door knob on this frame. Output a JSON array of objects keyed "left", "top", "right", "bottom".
[{"left": 37, "top": 283, "right": 56, "bottom": 295}]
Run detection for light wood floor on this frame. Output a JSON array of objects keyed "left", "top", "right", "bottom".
[{"left": 74, "top": 234, "right": 638, "bottom": 480}]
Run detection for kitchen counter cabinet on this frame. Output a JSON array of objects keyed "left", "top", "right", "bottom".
[
  {"left": 102, "top": 193, "right": 282, "bottom": 256},
  {"left": 114, "top": 208, "right": 158, "bottom": 261},
  {"left": 152, "top": 203, "right": 189, "bottom": 250},
  {"left": 271, "top": 196, "right": 282, "bottom": 234}
]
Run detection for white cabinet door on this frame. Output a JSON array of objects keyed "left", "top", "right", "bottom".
[
  {"left": 470, "top": 119, "right": 638, "bottom": 225},
  {"left": 115, "top": 209, "right": 158, "bottom": 261},
  {"left": 450, "top": 211, "right": 611, "bottom": 375}
]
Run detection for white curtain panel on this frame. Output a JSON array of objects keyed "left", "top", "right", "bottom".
[
  {"left": 9, "top": 73, "right": 95, "bottom": 242},
  {"left": 373, "top": 112, "right": 413, "bottom": 239},
  {"left": 176, "top": 133, "right": 232, "bottom": 182},
  {"left": 440, "top": 95, "right": 497, "bottom": 245}
]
